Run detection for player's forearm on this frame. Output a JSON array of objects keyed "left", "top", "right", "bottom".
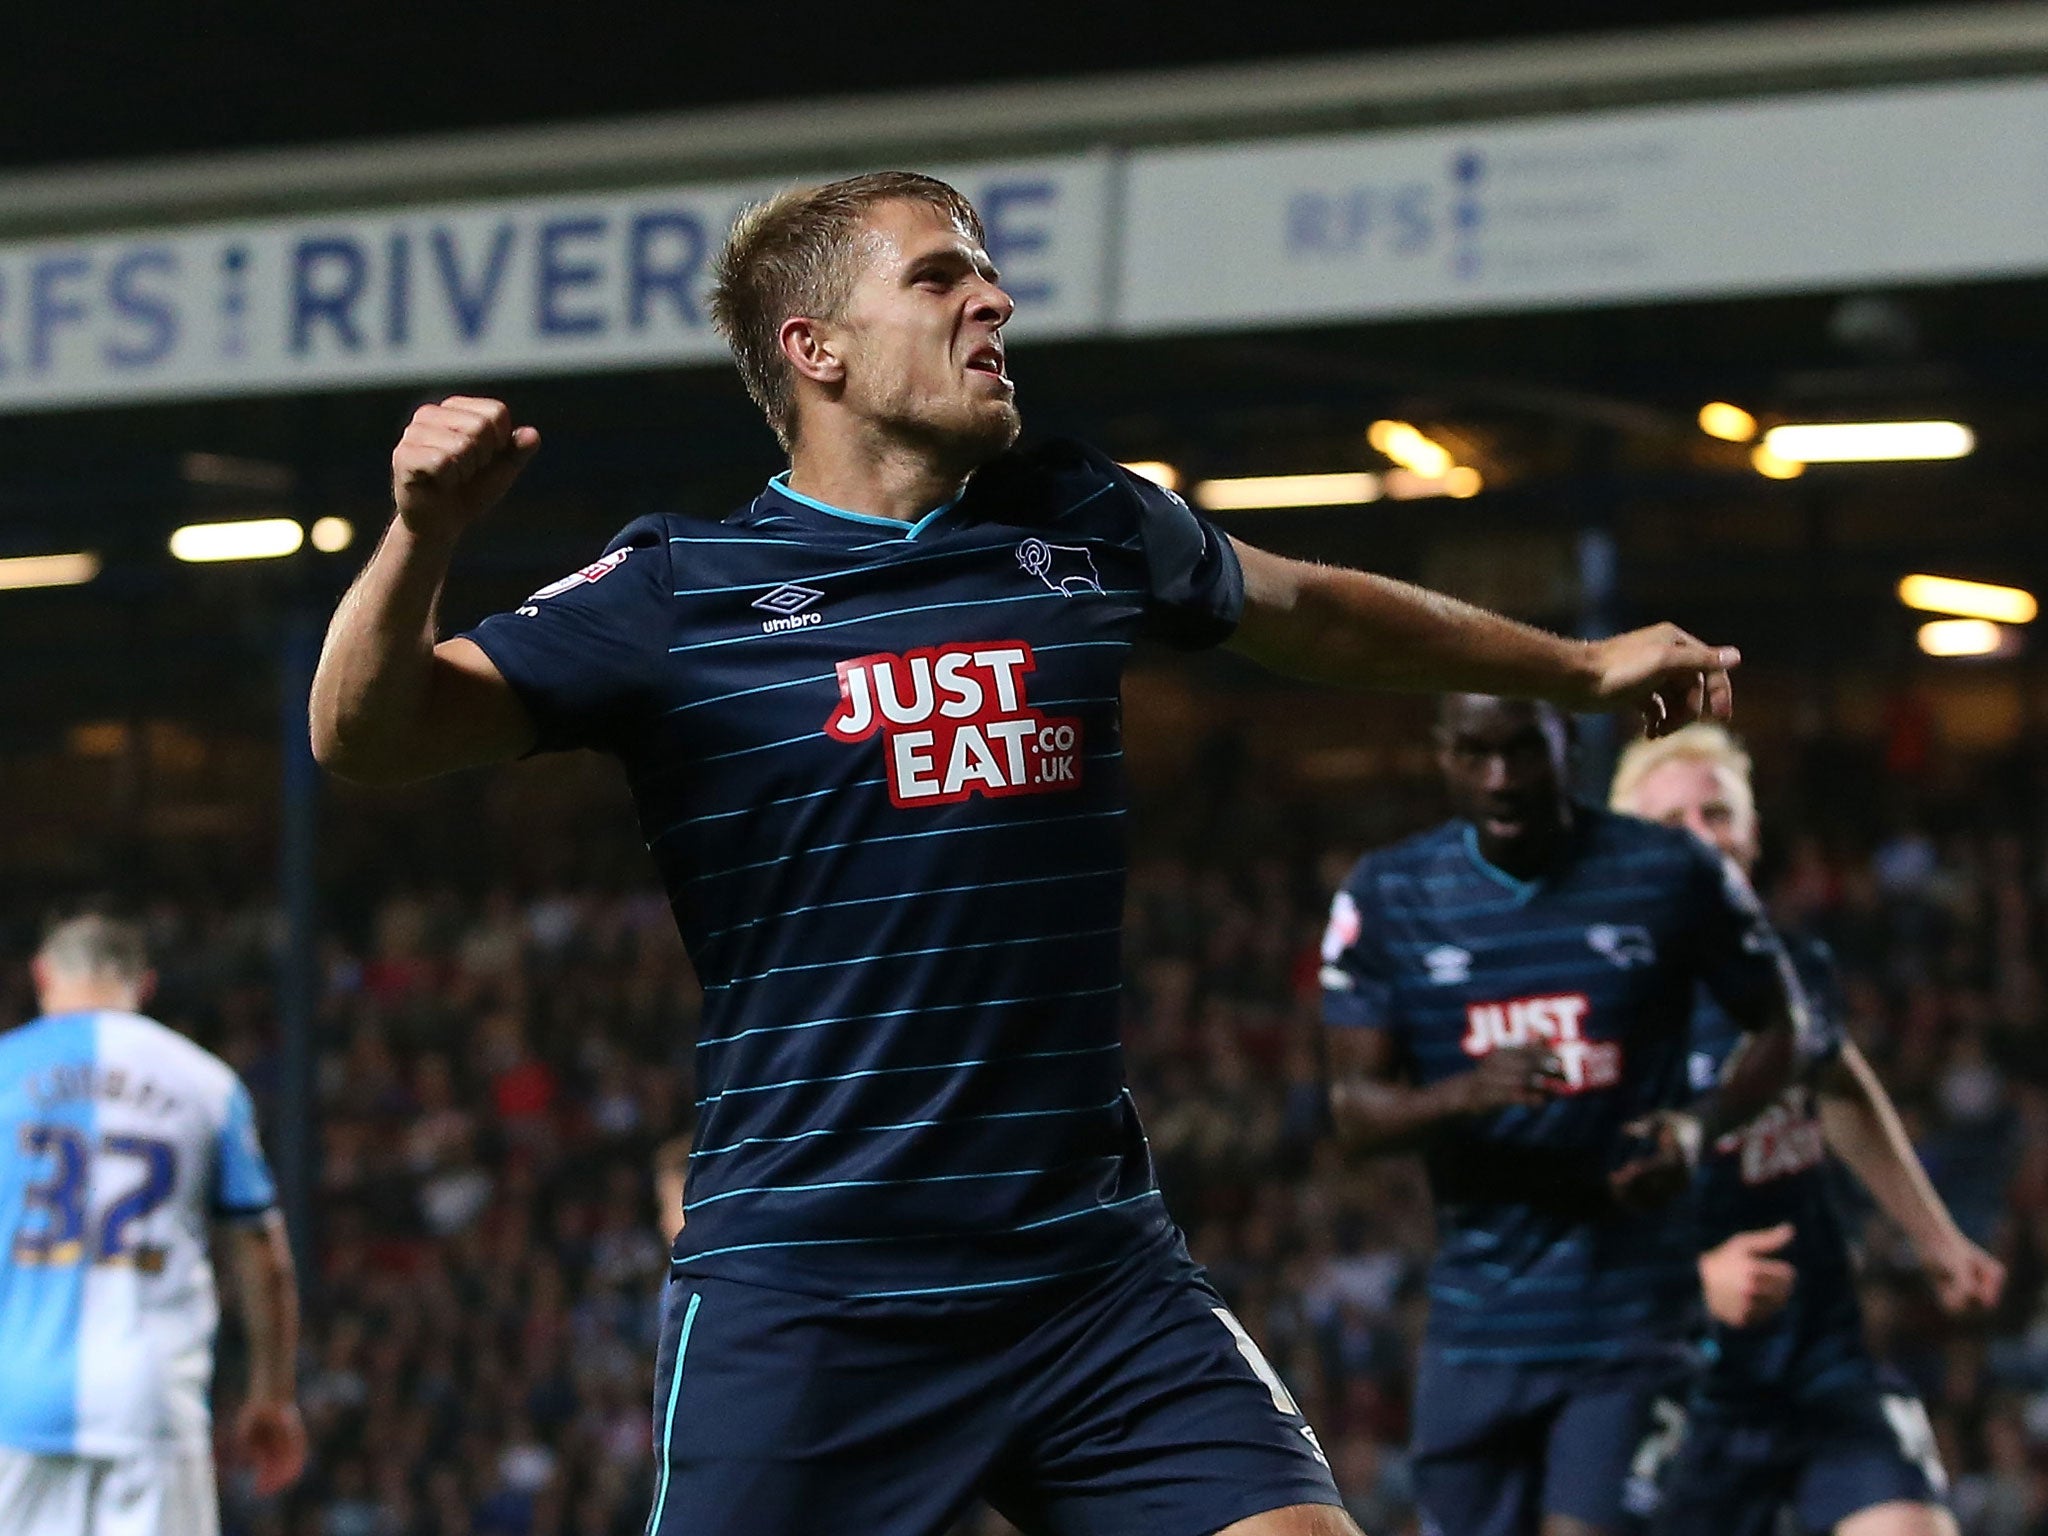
[
  {"left": 1819, "top": 1044, "right": 1963, "bottom": 1258},
  {"left": 1695, "top": 1015, "right": 1795, "bottom": 1143},
  {"left": 309, "top": 517, "right": 460, "bottom": 781},
  {"left": 234, "top": 1219, "right": 300, "bottom": 1405},
  {"left": 1329, "top": 1076, "right": 1478, "bottom": 1153},
  {"left": 1234, "top": 558, "right": 1602, "bottom": 704}
]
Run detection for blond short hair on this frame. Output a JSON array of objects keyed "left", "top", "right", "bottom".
[
  {"left": 38, "top": 911, "right": 150, "bottom": 986},
  {"left": 1608, "top": 722, "right": 1756, "bottom": 828},
  {"left": 708, "top": 171, "right": 985, "bottom": 450}
]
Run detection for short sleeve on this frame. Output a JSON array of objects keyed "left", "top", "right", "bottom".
[
  {"left": 1112, "top": 465, "right": 1245, "bottom": 651},
  {"left": 1788, "top": 937, "right": 1848, "bottom": 1070},
  {"left": 1684, "top": 842, "right": 1807, "bottom": 1038},
  {"left": 1319, "top": 870, "right": 1396, "bottom": 1031},
  {"left": 212, "top": 1079, "right": 277, "bottom": 1219},
  {"left": 461, "top": 516, "right": 672, "bottom": 757}
]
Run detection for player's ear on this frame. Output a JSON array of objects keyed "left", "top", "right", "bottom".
[
  {"left": 135, "top": 968, "right": 160, "bottom": 1012},
  {"left": 779, "top": 316, "right": 845, "bottom": 387}
]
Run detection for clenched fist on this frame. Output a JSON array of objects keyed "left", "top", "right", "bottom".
[
  {"left": 391, "top": 396, "right": 540, "bottom": 540},
  {"left": 1698, "top": 1223, "right": 1797, "bottom": 1328},
  {"left": 1440, "top": 1046, "right": 1568, "bottom": 1116}
]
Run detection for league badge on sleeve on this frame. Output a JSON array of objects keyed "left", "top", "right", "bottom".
[{"left": 524, "top": 548, "right": 633, "bottom": 603}]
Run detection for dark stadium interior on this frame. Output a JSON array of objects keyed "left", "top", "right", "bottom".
[
  {"left": 9, "top": 7, "right": 2048, "bottom": 1536},
  {"left": 1, "top": 0, "right": 1978, "bottom": 171}
]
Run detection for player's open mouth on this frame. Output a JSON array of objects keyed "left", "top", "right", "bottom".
[{"left": 965, "top": 346, "right": 1010, "bottom": 386}]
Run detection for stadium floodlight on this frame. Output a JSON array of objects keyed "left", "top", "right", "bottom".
[
  {"left": 1368, "top": 421, "right": 1455, "bottom": 479},
  {"left": 1193, "top": 473, "right": 1382, "bottom": 511},
  {"left": 1697, "top": 402, "right": 1758, "bottom": 443},
  {"left": 309, "top": 516, "right": 356, "bottom": 554},
  {"left": 1761, "top": 421, "right": 1974, "bottom": 463},
  {"left": 1750, "top": 444, "right": 1805, "bottom": 480},
  {"left": 1917, "top": 618, "right": 2008, "bottom": 657},
  {"left": 1383, "top": 467, "right": 1484, "bottom": 501},
  {"left": 1897, "top": 574, "right": 2037, "bottom": 624},
  {"left": 0, "top": 552, "right": 101, "bottom": 591},
  {"left": 169, "top": 517, "right": 305, "bottom": 563},
  {"left": 1119, "top": 462, "right": 1181, "bottom": 492}
]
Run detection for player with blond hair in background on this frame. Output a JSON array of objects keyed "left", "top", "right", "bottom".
[
  {"left": 1321, "top": 696, "right": 1805, "bottom": 1536},
  {"left": 0, "top": 911, "right": 305, "bottom": 1536},
  {"left": 1611, "top": 724, "right": 2004, "bottom": 1536}
]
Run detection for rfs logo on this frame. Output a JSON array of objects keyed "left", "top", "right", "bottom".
[
  {"left": 1460, "top": 992, "right": 1620, "bottom": 1093},
  {"left": 825, "top": 641, "right": 1084, "bottom": 809}
]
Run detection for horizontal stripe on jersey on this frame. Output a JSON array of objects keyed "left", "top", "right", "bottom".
[
  {"left": 1321, "top": 806, "right": 1793, "bottom": 1364},
  {"left": 465, "top": 439, "right": 1243, "bottom": 1302}
]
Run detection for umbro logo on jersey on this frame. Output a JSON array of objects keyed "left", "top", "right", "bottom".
[
  {"left": 753, "top": 583, "right": 826, "bottom": 633},
  {"left": 1017, "top": 538, "right": 1103, "bottom": 597},
  {"left": 1424, "top": 944, "right": 1473, "bottom": 986}
]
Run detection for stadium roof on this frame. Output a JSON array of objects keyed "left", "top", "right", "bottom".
[
  {"left": 5, "top": 4, "right": 2047, "bottom": 234},
  {"left": 2, "top": 8, "right": 2046, "bottom": 787}
]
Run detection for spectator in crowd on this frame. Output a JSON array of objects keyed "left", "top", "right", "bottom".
[{"left": 11, "top": 715, "right": 2048, "bottom": 1536}]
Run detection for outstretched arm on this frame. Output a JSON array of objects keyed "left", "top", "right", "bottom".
[
  {"left": 1819, "top": 1042, "right": 2006, "bottom": 1314},
  {"left": 310, "top": 396, "right": 541, "bottom": 784},
  {"left": 1226, "top": 539, "right": 1738, "bottom": 736}
]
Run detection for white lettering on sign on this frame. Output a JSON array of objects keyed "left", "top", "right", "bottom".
[
  {"left": 0, "top": 156, "right": 1113, "bottom": 414},
  {"left": 824, "top": 642, "right": 1084, "bottom": 809},
  {"left": 1459, "top": 993, "right": 1619, "bottom": 1093}
]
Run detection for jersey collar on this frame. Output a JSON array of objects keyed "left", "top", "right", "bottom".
[
  {"left": 1458, "top": 807, "right": 1591, "bottom": 902},
  {"left": 765, "top": 473, "right": 962, "bottom": 541}
]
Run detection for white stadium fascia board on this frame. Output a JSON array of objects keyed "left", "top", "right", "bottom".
[{"left": 4, "top": 2, "right": 2048, "bottom": 237}]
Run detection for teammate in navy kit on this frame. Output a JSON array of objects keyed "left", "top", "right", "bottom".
[
  {"left": 1321, "top": 695, "right": 1804, "bottom": 1536},
  {"left": 310, "top": 171, "right": 1748, "bottom": 1536},
  {"left": 1610, "top": 725, "right": 2004, "bottom": 1536}
]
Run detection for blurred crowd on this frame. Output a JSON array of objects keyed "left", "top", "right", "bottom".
[{"left": 7, "top": 712, "right": 2048, "bottom": 1536}]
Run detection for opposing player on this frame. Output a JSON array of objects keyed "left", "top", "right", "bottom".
[
  {"left": 1320, "top": 695, "right": 1804, "bottom": 1536},
  {"left": 0, "top": 912, "right": 305, "bottom": 1536},
  {"left": 310, "top": 171, "right": 1746, "bottom": 1536},
  {"left": 1610, "top": 725, "right": 2003, "bottom": 1536}
]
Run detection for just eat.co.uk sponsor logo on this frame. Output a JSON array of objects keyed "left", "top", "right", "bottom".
[
  {"left": 824, "top": 641, "right": 1083, "bottom": 809},
  {"left": 1459, "top": 992, "right": 1619, "bottom": 1093},
  {"left": 1716, "top": 1087, "right": 1826, "bottom": 1185}
]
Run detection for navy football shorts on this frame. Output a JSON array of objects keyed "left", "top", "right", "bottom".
[
  {"left": 1653, "top": 1383, "right": 1948, "bottom": 1536},
  {"left": 644, "top": 1240, "right": 1342, "bottom": 1536},
  {"left": 1409, "top": 1351, "right": 1691, "bottom": 1536}
]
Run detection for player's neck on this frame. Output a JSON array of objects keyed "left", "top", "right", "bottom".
[
  {"left": 1474, "top": 806, "right": 1575, "bottom": 882},
  {"left": 37, "top": 982, "right": 145, "bottom": 1016},
  {"left": 784, "top": 429, "right": 973, "bottom": 526}
]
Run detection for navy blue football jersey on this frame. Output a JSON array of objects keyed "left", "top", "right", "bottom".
[
  {"left": 1687, "top": 935, "right": 1871, "bottom": 1407},
  {"left": 1320, "top": 808, "right": 1793, "bottom": 1364},
  {"left": 463, "top": 440, "right": 1241, "bottom": 1303}
]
